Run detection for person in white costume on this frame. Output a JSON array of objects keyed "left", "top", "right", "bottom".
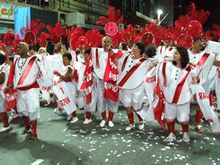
[
  {"left": 74, "top": 49, "right": 97, "bottom": 124},
  {"left": 117, "top": 42, "right": 150, "bottom": 131},
  {"left": 0, "top": 51, "right": 12, "bottom": 132},
  {"left": 188, "top": 38, "right": 220, "bottom": 133},
  {"left": 91, "top": 36, "right": 119, "bottom": 128},
  {"left": 53, "top": 52, "right": 78, "bottom": 123},
  {"left": 6, "top": 42, "right": 43, "bottom": 142},
  {"left": 159, "top": 46, "right": 198, "bottom": 143},
  {"left": 38, "top": 47, "right": 51, "bottom": 107}
]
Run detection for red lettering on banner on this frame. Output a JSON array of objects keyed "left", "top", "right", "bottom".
[
  {"left": 59, "top": 97, "right": 70, "bottom": 106},
  {"left": 53, "top": 79, "right": 63, "bottom": 86},
  {"left": 199, "top": 92, "right": 209, "bottom": 100},
  {"left": 145, "top": 75, "right": 156, "bottom": 83}
]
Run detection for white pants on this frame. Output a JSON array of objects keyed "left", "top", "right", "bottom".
[
  {"left": 96, "top": 78, "right": 118, "bottom": 113},
  {"left": 120, "top": 84, "right": 145, "bottom": 111},
  {"left": 81, "top": 87, "right": 97, "bottom": 112},
  {"left": 164, "top": 101, "right": 190, "bottom": 122},
  {"left": 17, "top": 88, "right": 40, "bottom": 121}
]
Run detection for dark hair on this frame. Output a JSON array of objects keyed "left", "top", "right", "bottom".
[
  {"left": 194, "top": 37, "right": 206, "bottom": 51},
  {"left": 120, "top": 42, "right": 128, "bottom": 51},
  {"left": 84, "top": 49, "right": 91, "bottom": 55},
  {"left": 176, "top": 46, "right": 189, "bottom": 69},
  {"left": 62, "top": 52, "right": 72, "bottom": 61},
  {"left": 75, "top": 49, "right": 81, "bottom": 55},
  {"left": 0, "top": 54, "right": 6, "bottom": 65},
  {"left": 145, "top": 45, "right": 156, "bottom": 58},
  {"left": 8, "top": 55, "right": 14, "bottom": 62},
  {"left": 134, "top": 42, "right": 145, "bottom": 55}
]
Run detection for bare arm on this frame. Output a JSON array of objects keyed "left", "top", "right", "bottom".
[{"left": 213, "top": 60, "right": 220, "bottom": 67}]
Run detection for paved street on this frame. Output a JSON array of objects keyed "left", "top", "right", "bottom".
[{"left": 0, "top": 104, "right": 220, "bottom": 165}]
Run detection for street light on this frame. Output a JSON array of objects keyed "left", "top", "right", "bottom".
[{"left": 157, "top": 9, "right": 163, "bottom": 21}]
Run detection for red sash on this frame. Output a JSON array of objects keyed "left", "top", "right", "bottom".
[
  {"left": 197, "top": 53, "right": 209, "bottom": 66},
  {"left": 17, "top": 56, "right": 37, "bottom": 86},
  {"left": 162, "top": 62, "right": 167, "bottom": 86},
  {"left": 95, "top": 48, "right": 100, "bottom": 68},
  {"left": 121, "top": 54, "right": 131, "bottom": 72},
  {"left": 172, "top": 64, "right": 195, "bottom": 104},
  {"left": 118, "top": 58, "right": 146, "bottom": 87}
]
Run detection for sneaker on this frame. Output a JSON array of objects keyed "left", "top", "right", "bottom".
[
  {"left": 138, "top": 122, "right": 145, "bottom": 130},
  {"left": 182, "top": 132, "right": 190, "bottom": 143},
  {"left": 164, "top": 133, "right": 176, "bottom": 143},
  {"left": 70, "top": 117, "right": 78, "bottom": 123},
  {"left": 99, "top": 120, "right": 106, "bottom": 127},
  {"left": 108, "top": 121, "right": 114, "bottom": 127},
  {"left": 195, "top": 124, "right": 204, "bottom": 133},
  {"left": 0, "top": 125, "right": 12, "bottom": 132},
  {"left": 83, "top": 118, "right": 92, "bottom": 124},
  {"left": 67, "top": 115, "right": 72, "bottom": 121},
  {"left": 125, "top": 124, "right": 135, "bottom": 131},
  {"left": 8, "top": 113, "right": 19, "bottom": 123}
]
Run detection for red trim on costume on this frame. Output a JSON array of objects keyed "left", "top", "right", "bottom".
[
  {"left": 118, "top": 58, "right": 146, "bottom": 88},
  {"left": 17, "top": 81, "right": 39, "bottom": 90},
  {"left": 162, "top": 62, "right": 167, "bottom": 86},
  {"left": 17, "top": 56, "right": 37, "bottom": 86},
  {"left": 95, "top": 48, "right": 100, "bottom": 68},
  {"left": 121, "top": 54, "right": 130, "bottom": 72},
  {"left": 197, "top": 53, "right": 209, "bottom": 66},
  {"left": 172, "top": 64, "right": 195, "bottom": 104}
]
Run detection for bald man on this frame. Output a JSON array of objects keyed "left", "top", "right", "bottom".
[
  {"left": 91, "top": 36, "right": 119, "bottom": 127},
  {"left": 6, "top": 42, "right": 41, "bottom": 142}
]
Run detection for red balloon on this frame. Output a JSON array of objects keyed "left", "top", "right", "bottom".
[
  {"left": 187, "top": 20, "right": 202, "bottom": 37},
  {"left": 104, "top": 22, "right": 118, "bottom": 36},
  {"left": 177, "top": 33, "right": 193, "bottom": 49}
]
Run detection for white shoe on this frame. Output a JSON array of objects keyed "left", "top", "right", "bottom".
[
  {"left": 83, "top": 118, "right": 92, "bottom": 124},
  {"left": 0, "top": 125, "right": 12, "bottom": 132},
  {"left": 67, "top": 115, "right": 72, "bottom": 121},
  {"left": 70, "top": 117, "right": 78, "bottom": 123},
  {"left": 138, "top": 122, "right": 144, "bottom": 130},
  {"left": 99, "top": 120, "right": 106, "bottom": 127},
  {"left": 125, "top": 124, "right": 135, "bottom": 131},
  {"left": 164, "top": 133, "right": 176, "bottom": 142},
  {"left": 108, "top": 121, "right": 114, "bottom": 127},
  {"left": 8, "top": 113, "right": 19, "bottom": 123},
  {"left": 182, "top": 132, "right": 190, "bottom": 143}
]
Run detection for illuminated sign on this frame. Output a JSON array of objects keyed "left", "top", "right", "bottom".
[{"left": 0, "top": 3, "right": 15, "bottom": 20}]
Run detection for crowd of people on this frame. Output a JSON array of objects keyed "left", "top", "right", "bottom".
[{"left": 0, "top": 34, "right": 220, "bottom": 143}]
